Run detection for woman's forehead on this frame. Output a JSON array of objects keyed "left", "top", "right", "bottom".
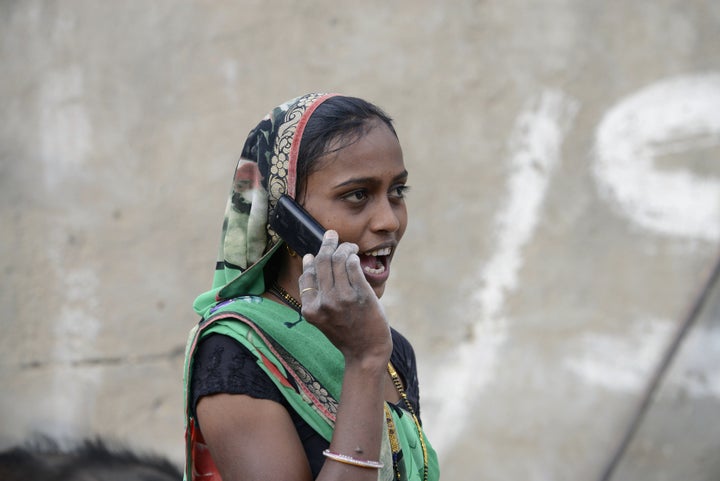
[{"left": 307, "top": 125, "right": 405, "bottom": 183}]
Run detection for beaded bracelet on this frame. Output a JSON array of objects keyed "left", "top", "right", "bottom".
[{"left": 322, "top": 449, "right": 384, "bottom": 469}]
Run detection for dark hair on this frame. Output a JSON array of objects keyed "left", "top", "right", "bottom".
[
  {"left": 296, "top": 96, "right": 397, "bottom": 196},
  {"left": 0, "top": 436, "right": 182, "bottom": 481}
]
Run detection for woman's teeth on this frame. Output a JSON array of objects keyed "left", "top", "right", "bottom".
[
  {"left": 363, "top": 247, "right": 392, "bottom": 257},
  {"left": 361, "top": 247, "right": 391, "bottom": 275},
  {"left": 363, "top": 264, "right": 386, "bottom": 275}
]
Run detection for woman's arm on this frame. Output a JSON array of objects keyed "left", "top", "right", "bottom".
[
  {"left": 301, "top": 231, "right": 393, "bottom": 481},
  {"left": 197, "top": 361, "right": 388, "bottom": 481},
  {"left": 197, "top": 393, "right": 314, "bottom": 480}
]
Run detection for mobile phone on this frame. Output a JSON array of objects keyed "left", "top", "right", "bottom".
[{"left": 270, "top": 195, "right": 326, "bottom": 257}]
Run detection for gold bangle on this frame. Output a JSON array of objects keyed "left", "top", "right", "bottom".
[{"left": 322, "top": 449, "right": 384, "bottom": 469}]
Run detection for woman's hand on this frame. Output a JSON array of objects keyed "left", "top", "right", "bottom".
[{"left": 298, "top": 230, "right": 392, "bottom": 366}]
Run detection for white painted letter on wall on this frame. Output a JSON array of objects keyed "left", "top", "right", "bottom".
[{"left": 593, "top": 73, "right": 720, "bottom": 241}]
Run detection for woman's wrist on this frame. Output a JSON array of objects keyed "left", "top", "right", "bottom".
[{"left": 343, "top": 340, "right": 392, "bottom": 372}]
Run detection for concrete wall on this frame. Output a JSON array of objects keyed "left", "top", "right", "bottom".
[{"left": 2, "top": 1, "right": 719, "bottom": 479}]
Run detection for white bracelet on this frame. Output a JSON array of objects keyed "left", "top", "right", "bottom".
[{"left": 322, "top": 449, "right": 384, "bottom": 469}]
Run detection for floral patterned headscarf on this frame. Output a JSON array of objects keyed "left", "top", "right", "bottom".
[{"left": 193, "top": 93, "right": 338, "bottom": 318}]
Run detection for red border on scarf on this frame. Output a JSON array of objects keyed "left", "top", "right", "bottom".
[{"left": 287, "top": 93, "right": 340, "bottom": 199}]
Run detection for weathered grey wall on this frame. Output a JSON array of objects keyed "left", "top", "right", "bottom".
[{"left": 2, "top": 1, "right": 719, "bottom": 479}]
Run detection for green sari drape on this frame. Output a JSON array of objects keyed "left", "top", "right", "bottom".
[{"left": 183, "top": 295, "right": 439, "bottom": 481}]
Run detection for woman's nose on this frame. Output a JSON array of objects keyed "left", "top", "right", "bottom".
[{"left": 371, "top": 198, "right": 401, "bottom": 233}]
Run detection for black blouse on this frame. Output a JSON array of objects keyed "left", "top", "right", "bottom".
[{"left": 190, "top": 327, "right": 421, "bottom": 478}]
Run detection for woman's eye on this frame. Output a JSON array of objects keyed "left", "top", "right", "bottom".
[
  {"left": 343, "top": 190, "right": 368, "bottom": 202},
  {"left": 390, "top": 185, "right": 410, "bottom": 199}
]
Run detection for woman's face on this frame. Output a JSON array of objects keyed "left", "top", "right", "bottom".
[{"left": 300, "top": 120, "right": 408, "bottom": 298}]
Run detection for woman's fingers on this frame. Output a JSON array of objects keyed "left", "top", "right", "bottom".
[
  {"left": 313, "top": 230, "right": 339, "bottom": 292},
  {"left": 301, "top": 229, "right": 373, "bottom": 318},
  {"left": 312, "top": 230, "right": 361, "bottom": 289},
  {"left": 330, "top": 242, "right": 359, "bottom": 290},
  {"left": 298, "top": 231, "right": 389, "bottom": 358},
  {"left": 298, "top": 253, "right": 319, "bottom": 304},
  {"left": 344, "top": 251, "right": 367, "bottom": 290}
]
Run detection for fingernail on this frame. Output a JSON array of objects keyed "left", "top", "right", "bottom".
[
  {"left": 324, "top": 230, "right": 338, "bottom": 240},
  {"left": 303, "top": 254, "right": 314, "bottom": 267}
]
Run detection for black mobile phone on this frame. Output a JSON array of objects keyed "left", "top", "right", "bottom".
[{"left": 270, "top": 195, "right": 326, "bottom": 257}]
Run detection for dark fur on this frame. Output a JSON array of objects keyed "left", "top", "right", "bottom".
[{"left": 0, "top": 437, "right": 181, "bottom": 481}]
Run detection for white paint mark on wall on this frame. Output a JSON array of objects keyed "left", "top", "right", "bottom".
[
  {"left": 563, "top": 319, "right": 674, "bottom": 392},
  {"left": 681, "top": 371, "right": 720, "bottom": 398},
  {"left": 52, "top": 270, "right": 101, "bottom": 360},
  {"left": 565, "top": 319, "right": 720, "bottom": 399},
  {"left": 424, "top": 90, "right": 579, "bottom": 456},
  {"left": 37, "top": 66, "right": 102, "bottom": 436},
  {"left": 221, "top": 58, "right": 239, "bottom": 103},
  {"left": 42, "top": 227, "right": 102, "bottom": 438},
  {"left": 673, "top": 323, "right": 720, "bottom": 398},
  {"left": 593, "top": 73, "right": 720, "bottom": 241},
  {"left": 39, "top": 66, "right": 92, "bottom": 188}
]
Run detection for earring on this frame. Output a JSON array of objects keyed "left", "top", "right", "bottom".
[{"left": 286, "top": 244, "right": 298, "bottom": 258}]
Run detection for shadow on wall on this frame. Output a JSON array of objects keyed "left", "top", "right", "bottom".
[{"left": 0, "top": 436, "right": 182, "bottom": 481}]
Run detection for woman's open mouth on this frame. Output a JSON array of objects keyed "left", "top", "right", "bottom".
[{"left": 358, "top": 247, "right": 393, "bottom": 278}]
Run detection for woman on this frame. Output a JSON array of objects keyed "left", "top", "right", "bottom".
[{"left": 183, "top": 93, "right": 439, "bottom": 481}]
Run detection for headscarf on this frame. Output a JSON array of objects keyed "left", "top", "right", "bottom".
[{"left": 193, "top": 93, "right": 338, "bottom": 319}]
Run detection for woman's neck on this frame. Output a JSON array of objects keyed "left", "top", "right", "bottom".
[{"left": 271, "top": 250, "right": 304, "bottom": 302}]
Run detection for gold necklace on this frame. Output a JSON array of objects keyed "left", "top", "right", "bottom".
[
  {"left": 384, "top": 404, "right": 402, "bottom": 480},
  {"left": 269, "top": 283, "right": 302, "bottom": 312},
  {"left": 387, "top": 362, "right": 429, "bottom": 481}
]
